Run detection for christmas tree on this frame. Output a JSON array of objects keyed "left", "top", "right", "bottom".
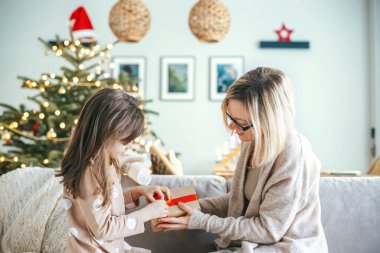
[{"left": 0, "top": 33, "right": 160, "bottom": 175}]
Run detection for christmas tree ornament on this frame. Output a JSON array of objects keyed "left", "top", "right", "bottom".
[
  {"left": 32, "top": 123, "right": 40, "bottom": 136},
  {"left": 109, "top": 0, "right": 151, "bottom": 42},
  {"left": 260, "top": 23, "right": 310, "bottom": 49},
  {"left": 189, "top": 0, "right": 231, "bottom": 43},
  {"left": 69, "top": 6, "right": 96, "bottom": 43},
  {"left": 9, "top": 122, "right": 18, "bottom": 129},
  {"left": 1, "top": 131, "right": 12, "bottom": 144},
  {"left": 46, "top": 128, "right": 57, "bottom": 140},
  {"left": 58, "top": 86, "right": 66, "bottom": 94}
]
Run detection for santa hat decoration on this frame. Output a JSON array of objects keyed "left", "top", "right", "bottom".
[{"left": 69, "top": 6, "right": 96, "bottom": 42}]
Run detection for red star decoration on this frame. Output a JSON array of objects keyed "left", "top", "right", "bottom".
[{"left": 275, "top": 23, "right": 294, "bottom": 42}]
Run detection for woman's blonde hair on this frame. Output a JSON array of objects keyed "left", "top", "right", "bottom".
[
  {"left": 56, "top": 88, "right": 144, "bottom": 208},
  {"left": 221, "top": 67, "right": 295, "bottom": 167}
]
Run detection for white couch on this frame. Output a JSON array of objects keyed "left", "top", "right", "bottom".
[
  {"left": 1, "top": 168, "right": 379, "bottom": 253},
  {"left": 127, "top": 175, "right": 380, "bottom": 253}
]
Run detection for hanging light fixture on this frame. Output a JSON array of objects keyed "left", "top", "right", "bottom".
[
  {"left": 189, "top": 0, "right": 231, "bottom": 43},
  {"left": 109, "top": 0, "right": 151, "bottom": 42}
]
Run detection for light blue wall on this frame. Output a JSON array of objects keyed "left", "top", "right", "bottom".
[
  {"left": 0, "top": 0, "right": 374, "bottom": 174},
  {"left": 370, "top": 0, "right": 380, "bottom": 161}
]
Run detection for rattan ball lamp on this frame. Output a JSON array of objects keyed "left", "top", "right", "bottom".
[
  {"left": 189, "top": 0, "right": 231, "bottom": 43},
  {"left": 109, "top": 0, "right": 151, "bottom": 42}
]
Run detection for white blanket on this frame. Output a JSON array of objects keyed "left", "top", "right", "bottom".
[{"left": 0, "top": 167, "right": 67, "bottom": 253}]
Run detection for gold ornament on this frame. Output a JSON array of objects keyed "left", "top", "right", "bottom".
[
  {"left": 46, "top": 128, "right": 57, "bottom": 140},
  {"left": 109, "top": 0, "right": 151, "bottom": 42},
  {"left": 9, "top": 122, "right": 18, "bottom": 129},
  {"left": 189, "top": 0, "right": 231, "bottom": 43},
  {"left": 1, "top": 131, "right": 12, "bottom": 143},
  {"left": 58, "top": 87, "right": 66, "bottom": 94}
]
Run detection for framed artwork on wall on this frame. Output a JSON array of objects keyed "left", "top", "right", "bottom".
[
  {"left": 209, "top": 56, "right": 244, "bottom": 101},
  {"left": 112, "top": 56, "right": 146, "bottom": 98},
  {"left": 160, "top": 56, "right": 195, "bottom": 101}
]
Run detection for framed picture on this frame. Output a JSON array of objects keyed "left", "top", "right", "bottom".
[
  {"left": 112, "top": 56, "right": 146, "bottom": 98},
  {"left": 160, "top": 56, "right": 195, "bottom": 101},
  {"left": 209, "top": 56, "right": 244, "bottom": 101}
]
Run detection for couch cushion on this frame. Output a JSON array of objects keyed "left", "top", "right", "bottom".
[{"left": 319, "top": 177, "right": 380, "bottom": 253}]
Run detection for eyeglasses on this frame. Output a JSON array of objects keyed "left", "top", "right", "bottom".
[{"left": 226, "top": 112, "right": 254, "bottom": 132}]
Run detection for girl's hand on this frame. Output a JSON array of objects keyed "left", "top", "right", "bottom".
[
  {"left": 138, "top": 200, "right": 169, "bottom": 222},
  {"left": 155, "top": 202, "right": 193, "bottom": 230},
  {"left": 140, "top": 185, "right": 171, "bottom": 202}
]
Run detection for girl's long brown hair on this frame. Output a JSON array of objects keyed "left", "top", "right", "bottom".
[{"left": 56, "top": 88, "right": 144, "bottom": 208}]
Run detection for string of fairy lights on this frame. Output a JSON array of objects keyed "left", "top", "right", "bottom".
[{"left": 0, "top": 38, "right": 142, "bottom": 169}]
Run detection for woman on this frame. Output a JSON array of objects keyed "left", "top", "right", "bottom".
[{"left": 157, "top": 67, "right": 328, "bottom": 253}]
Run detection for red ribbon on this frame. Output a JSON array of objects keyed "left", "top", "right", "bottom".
[
  {"left": 166, "top": 194, "right": 198, "bottom": 207},
  {"left": 154, "top": 192, "right": 198, "bottom": 206}
]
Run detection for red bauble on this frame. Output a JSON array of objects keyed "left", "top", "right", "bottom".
[{"left": 32, "top": 123, "right": 40, "bottom": 136}]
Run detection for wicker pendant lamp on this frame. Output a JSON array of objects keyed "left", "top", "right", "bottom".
[
  {"left": 189, "top": 0, "right": 231, "bottom": 43},
  {"left": 109, "top": 0, "right": 151, "bottom": 42}
]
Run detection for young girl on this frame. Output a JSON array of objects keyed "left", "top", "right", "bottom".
[{"left": 56, "top": 88, "right": 170, "bottom": 253}]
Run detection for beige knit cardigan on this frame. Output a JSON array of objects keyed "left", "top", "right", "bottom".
[{"left": 189, "top": 129, "right": 328, "bottom": 253}]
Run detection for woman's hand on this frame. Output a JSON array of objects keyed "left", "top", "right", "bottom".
[
  {"left": 132, "top": 185, "right": 171, "bottom": 203},
  {"left": 155, "top": 202, "right": 194, "bottom": 230}
]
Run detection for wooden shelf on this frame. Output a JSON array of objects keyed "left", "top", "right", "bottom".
[{"left": 260, "top": 41, "right": 310, "bottom": 49}]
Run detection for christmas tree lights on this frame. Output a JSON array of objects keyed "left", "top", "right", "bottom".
[{"left": 0, "top": 32, "right": 160, "bottom": 175}]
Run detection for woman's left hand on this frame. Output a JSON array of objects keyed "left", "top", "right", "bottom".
[
  {"left": 140, "top": 185, "right": 171, "bottom": 202},
  {"left": 155, "top": 202, "right": 194, "bottom": 230}
]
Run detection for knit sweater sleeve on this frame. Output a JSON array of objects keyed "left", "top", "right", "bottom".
[
  {"left": 199, "top": 193, "right": 229, "bottom": 217},
  {"left": 188, "top": 137, "right": 308, "bottom": 244}
]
